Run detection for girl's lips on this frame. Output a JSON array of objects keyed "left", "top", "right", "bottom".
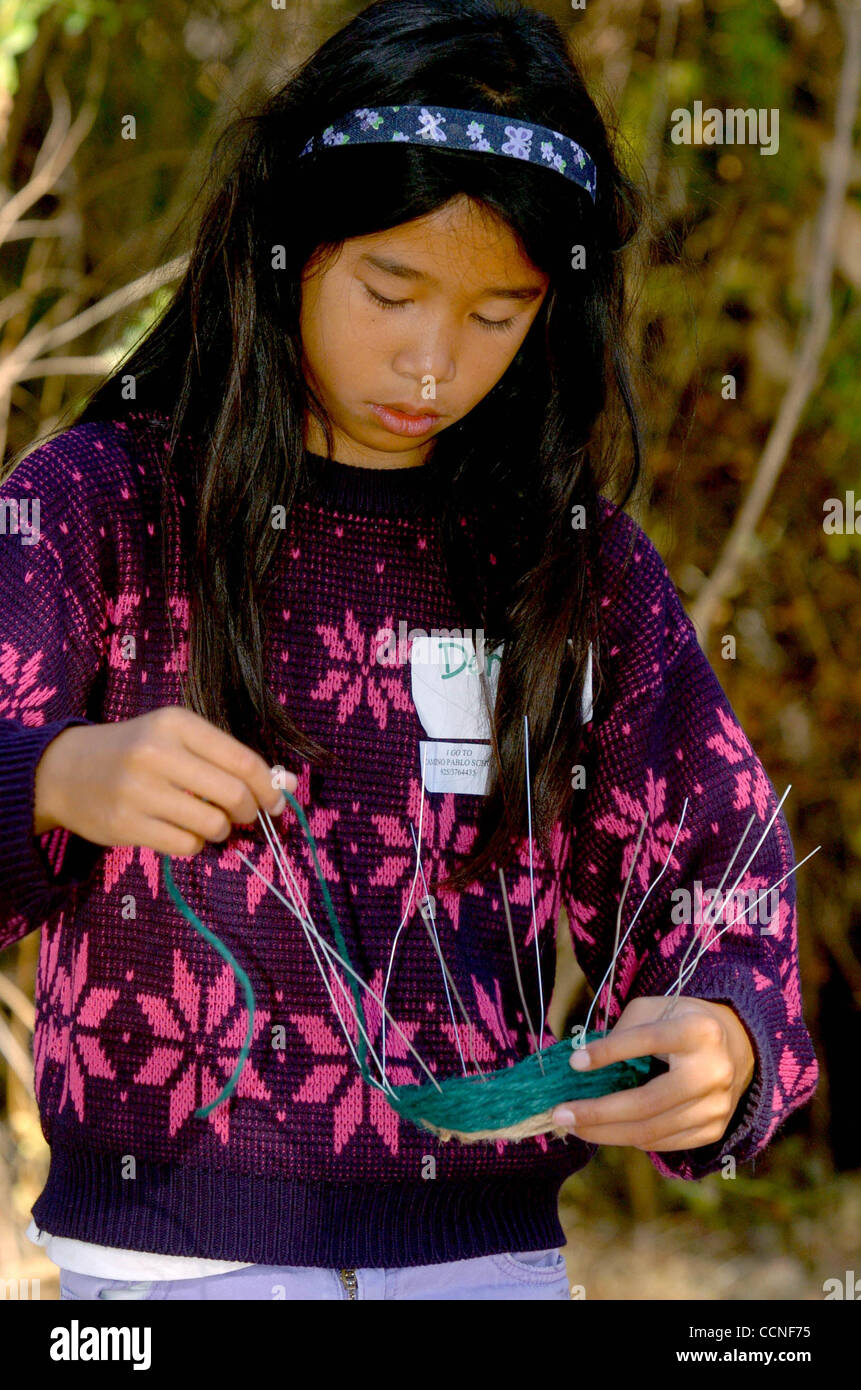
[{"left": 369, "top": 403, "right": 441, "bottom": 437}]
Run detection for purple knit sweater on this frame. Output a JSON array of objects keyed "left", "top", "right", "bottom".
[{"left": 0, "top": 412, "right": 818, "bottom": 1266}]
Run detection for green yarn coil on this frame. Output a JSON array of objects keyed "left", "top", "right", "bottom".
[{"left": 388, "top": 1032, "right": 655, "bottom": 1137}]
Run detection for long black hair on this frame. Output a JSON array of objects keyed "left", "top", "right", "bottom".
[{"left": 68, "top": 0, "right": 647, "bottom": 892}]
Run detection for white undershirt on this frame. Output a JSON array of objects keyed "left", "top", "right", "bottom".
[{"left": 26, "top": 1219, "right": 254, "bottom": 1280}]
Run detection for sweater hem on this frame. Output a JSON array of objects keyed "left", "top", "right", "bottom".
[{"left": 31, "top": 1143, "right": 580, "bottom": 1267}]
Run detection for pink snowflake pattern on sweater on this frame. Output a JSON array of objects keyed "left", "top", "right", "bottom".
[
  {"left": 289, "top": 967, "right": 423, "bottom": 1156},
  {"left": 502, "top": 835, "right": 564, "bottom": 949},
  {"left": 33, "top": 918, "right": 68, "bottom": 1099},
  {"left": 133, "top": 949, "right": 271, "bottom": 1144},
  {"left": 707, "top": 706, "right": 774, "bottom": 819},
  {"left": 657, "top": 866, "right": 778, "bottom": 962},
  {"left": 102, "top": 843, "right": 162, "bottom": 899},
  {"left": 367, "top": 781, "right": 486, "bottom": 933},
  {"left": 440, "top": 973, "right": 520, "bottom": 1065},
  {"left": 593, "top": 766, "right": 693, "bottom": 895},
  {"left": 105, "top": 592, "right": 141, "bottom": 669},
  {"left": 311, "top": 608, "right": 414, "bottom": 730},
  {"left": 0, "top": 642, "right": 56, "bottom": 726},
  {"left": 56, "top": 934, "right": 120, "bottom": 1122}
]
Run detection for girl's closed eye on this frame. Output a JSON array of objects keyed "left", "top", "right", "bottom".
[{"left": 360, "top": 281, "right": 518, "bottom": 333}]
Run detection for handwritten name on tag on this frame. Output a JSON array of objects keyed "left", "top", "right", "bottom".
[{"left": 411, "top": 634, "right": 592, "bottom": 795}]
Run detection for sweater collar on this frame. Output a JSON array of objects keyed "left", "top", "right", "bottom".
[{"left": 301, "top": 449, "right": 442, "bottom": 518}]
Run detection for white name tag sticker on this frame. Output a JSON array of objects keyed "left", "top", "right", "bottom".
[
  {"left": 419, "top": 739, "right": 493, "bottom": 796},
  {"left": 410, "top": 634, "right": 500, "bottom": 740},
  {"left": 410, "top": 634, "right": 592, "bottom": 796}
]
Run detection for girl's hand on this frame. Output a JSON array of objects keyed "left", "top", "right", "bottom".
[
  {"left": 552, "top": 995, "right": 756, "bottom": 1152},
  {"left": 33, "top": 705, "right": 298, "bottom": 858}
]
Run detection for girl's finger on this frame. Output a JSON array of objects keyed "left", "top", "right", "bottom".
[
  {"left": 557, "top": 1091, "right": 732, "bottom": 1148},
  {"left": 115, "top": 813, "right": 208, "bottom": 859},
  {"left": 154, "top": 746, "right": 263, "bottom": 825},
  {"left": 551, "top": 1067, "right": 706, "bottom": 1132},
  {"left": 574, "top": 1012, "right": 724, "bottom": 1071},
  {"left": 136, "top": 783, "right": 237, "bottom": 845},
  {"left": 170, "top": 708, "right": 294, "bottom": 812},
  {"left": 634, "top": 1123, "right": 732, "bottom": 1153}
]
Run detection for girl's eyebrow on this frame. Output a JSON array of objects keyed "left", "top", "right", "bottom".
[{"left": 359, "top": 253, "right": 545, "bottom": 300}]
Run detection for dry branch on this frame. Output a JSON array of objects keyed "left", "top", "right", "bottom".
[{"left": 689, "top": 0, "right": 861, "bottom": 642}]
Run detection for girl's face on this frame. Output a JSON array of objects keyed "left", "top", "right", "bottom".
[{"left": 300, "top": 195, "right": 550, "bottom": 468}]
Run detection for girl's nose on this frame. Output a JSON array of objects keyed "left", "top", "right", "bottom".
[{"left": 394, "top": 324, "right": 457, "bottom": 388}]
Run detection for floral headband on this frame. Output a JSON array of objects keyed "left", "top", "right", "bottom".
[{"left": 299, "top": 104, "right": 597, "bottom": 203}]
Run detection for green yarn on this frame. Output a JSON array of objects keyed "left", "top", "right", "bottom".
[
  {"left": 161, "top": 855, "right": 256, "bottom": 1119},
  {"left": 160, "top": 791, "right": 658, "bottom": 1137},
  {"left": 388, "top": 1032, "right": 654, "bottom": 1136}
]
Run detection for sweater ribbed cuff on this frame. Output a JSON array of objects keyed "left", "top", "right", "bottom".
[{"left": 0, "top": 717, "right": 104, "bottom": 938}]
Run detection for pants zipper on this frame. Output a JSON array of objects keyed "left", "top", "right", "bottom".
[{"left": 339, "top": 1268, "right": 358, "bottom": 1300}]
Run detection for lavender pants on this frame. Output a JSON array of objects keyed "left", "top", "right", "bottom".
[{"left": 59, "top": 1248, "right": 571, "bottom": 1301}]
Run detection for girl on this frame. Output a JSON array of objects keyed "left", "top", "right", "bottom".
[{"left": 1, "top": 0, "right": 817, "bottom": 1302}]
